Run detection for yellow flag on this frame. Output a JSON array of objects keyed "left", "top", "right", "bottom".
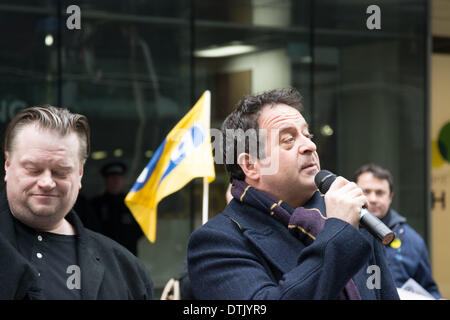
[{"left": 125, "top": 91, "right": 215, "bottom": 243}]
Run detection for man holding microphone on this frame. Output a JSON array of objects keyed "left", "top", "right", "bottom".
[{"left": 187, "top": 88, "right": 399, "bottom": 299}]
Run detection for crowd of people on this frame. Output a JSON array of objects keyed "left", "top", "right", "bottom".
[{"left": 0, "top": 88, "right": 443, "bottom": 300}]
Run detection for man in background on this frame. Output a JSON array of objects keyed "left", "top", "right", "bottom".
[
  {"left": 353, "top": 163, "right": 442, "bottom": 299},
  {"left": 91, "top": 162, "right": 143, "bottom": 256}
]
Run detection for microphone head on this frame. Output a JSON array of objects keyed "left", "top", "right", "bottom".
[{"left": 314, "top": 170, "right": 336, "bottom": 194}]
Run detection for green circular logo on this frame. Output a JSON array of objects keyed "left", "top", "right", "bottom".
[{"left": 438, "top": 122, "right": 450, "bottom": 162}]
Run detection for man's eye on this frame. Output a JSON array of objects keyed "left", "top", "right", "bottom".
[
  {"left": 283, "top": 137, "right": 295, "bottom": 144},
  {"left": 26, "top": 168, "right": 40, "bottom": 175},
  {"left": 53, "top": 171, "right": 68, "bottom": 178}
]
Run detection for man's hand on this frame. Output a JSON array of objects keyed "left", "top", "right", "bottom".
[{"left": 324, "top": 176, "right": 367, "bottom": 228}]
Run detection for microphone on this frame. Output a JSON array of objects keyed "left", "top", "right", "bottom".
[{"left": 314, "top": 170, "right": 395, "bottom": 246}]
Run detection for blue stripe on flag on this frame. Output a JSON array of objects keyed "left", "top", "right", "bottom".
[
  {"left": 158, "top": 123, "right": 205, "bottom": 185},
  {"left": 130, "top": 139, "right": 167, "bottom": 192}
]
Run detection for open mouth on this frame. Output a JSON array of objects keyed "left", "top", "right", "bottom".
[{"left": 301, "top": 163, "right": 316, "bottom": 170}]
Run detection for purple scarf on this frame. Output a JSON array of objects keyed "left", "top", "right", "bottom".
[{"left": 231, "top": 179, "right": 361, "bottom": 300}]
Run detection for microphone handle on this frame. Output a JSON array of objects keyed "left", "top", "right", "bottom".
[{"left": 360, "top": 208, "right": 395, "bottom": 246}]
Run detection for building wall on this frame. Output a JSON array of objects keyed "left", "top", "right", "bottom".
[{"left": 431, "top": 53, "right": 450, "bottom": 298}]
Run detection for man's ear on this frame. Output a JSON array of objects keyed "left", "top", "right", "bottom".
[
  {"left": 4, "top": 152, "right": 10, "bottom": 182},
  {"left": 237, "top": 153, "right": 260, "bottom": 181},
  {"left": 78, "top": 160, "right": 85, "bottom": 189}
]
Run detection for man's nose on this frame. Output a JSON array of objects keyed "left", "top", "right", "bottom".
[
  {"left": 37, "top": 170, "right": 56, "bottom": 189},
  {"left": 298, "top": 136, "right": 317, "bottom": 154},
  {"left": 367, "top": 192, "right": 378, "bottom": 202}
]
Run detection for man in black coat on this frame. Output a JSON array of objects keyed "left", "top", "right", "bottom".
[
  {"left": 187, "top": 88, "right": 399, "bottom": 299},
  {"left": 90, "top": 162, "right": 143, "bottom": 256},
  {"left": 0, "top": 105, "right": 153, "bottom": 299}
]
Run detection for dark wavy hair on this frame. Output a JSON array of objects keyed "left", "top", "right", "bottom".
[
  {"left": 353, "top": 163, "right": 394, "bottom": 193},
  {"left": 221, "top": 87, "right": 304, "bottom": 182}
]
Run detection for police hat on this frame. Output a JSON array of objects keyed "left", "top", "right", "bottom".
[{"left": 101, "top": 162, "right": 127, "bottom": 177}]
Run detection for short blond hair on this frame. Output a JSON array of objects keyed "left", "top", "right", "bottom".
[{"left": 4, "top": 105, "right": 90, "bottom": 162}]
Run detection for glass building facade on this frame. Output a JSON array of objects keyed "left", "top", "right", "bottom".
[{"left": 0, "top": 0, "right": 429, "bottom": 296}]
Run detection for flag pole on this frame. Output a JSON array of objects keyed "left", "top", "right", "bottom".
[
  {"left": 202, "top": 90, "right": 211, "bottom": 225},
  {"left": 202, "top": 178, "right": 209, "bottom": 225}
]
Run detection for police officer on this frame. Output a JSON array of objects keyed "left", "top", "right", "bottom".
[{"left": 91, "top": 162, "right": 143, "bottom": 255}]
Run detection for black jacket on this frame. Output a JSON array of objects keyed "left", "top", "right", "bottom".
[
  {"left": 188, "top": 193, "right": 400, "bottom": 299},
  {"left": 0, "top": 191, "right": 153, "bottom": 300}
]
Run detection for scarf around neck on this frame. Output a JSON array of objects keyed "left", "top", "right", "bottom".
[{"left": 230, "top": 179, "right": 361, "bottom": 300}]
